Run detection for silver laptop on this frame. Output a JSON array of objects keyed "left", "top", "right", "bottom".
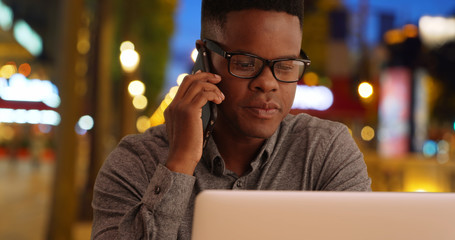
[{"left": 192, "top": 190, "right": 455, "bottom": 240}]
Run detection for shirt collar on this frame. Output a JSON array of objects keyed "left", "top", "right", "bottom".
[{"left": 201, "top": 123, "right": 281, "bottom": 175}]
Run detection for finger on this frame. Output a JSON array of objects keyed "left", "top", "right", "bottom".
[
  {"left": 190, "top": 90, "right": 225, "bottom": 107},
  {"left": 174, "top": 72, "right": 221, "bottom": 101},
  {"left": 180, "top": 81, "right": 224, "bottom": 106}
]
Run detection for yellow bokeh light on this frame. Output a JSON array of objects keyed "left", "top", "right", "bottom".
[
  {"left": 358, "top": 82, "right": 373, "bottom": 99},
  {"left": 150, "top": 108, "right": 165, "bottom": 127},
  {"left": 303, "top": 72, "right": 319, "bottom": 86},
  {"left": 120, "top": 41, "right": 135, "bottom": 52},
  {"left": 177, "top": 73, "right": 188, "bottom": 85},
  {"left": 191, "top": 48, "right": 198, "bottom": 62},
  {"left": 159, "top": 97, "right": 170, "bottom": 112},
  {"left": 136, "top": 115, "right": 151, "bottom": 133},
  {"left": 361, "top": 126, "right": 375, "bottom": 141},
  {"left": 132, "top": 95, "right": 148, "bottom": 110},
  {"left": 128, "top": 80, "right": 146, "bottom": 96},
  {"left": 77, "top": 39, "right": 90, "bottom": 55},
  {"left": 120, "top": 49, "right": 140, "bottom": 72},
  {"left": 0, "top": 64, "right": 17, "bottom": 79},
  {"left": 164, "top": 93, "right": 173, "bottom": 106}
]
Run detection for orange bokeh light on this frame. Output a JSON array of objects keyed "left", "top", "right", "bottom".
[
  {"left": 403, "top": 24, "right": 418, "bottom": 38},
  {"left": 18, "top": 63, "right": 31, "bottom": 77}
]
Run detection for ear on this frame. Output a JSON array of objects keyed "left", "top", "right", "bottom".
[{"left": 195, "top": 39, "right": 205, "bottom": 51}]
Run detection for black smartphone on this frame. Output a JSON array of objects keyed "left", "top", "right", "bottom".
[{"left": 191, "top": 46, "right": 217, "bottom": 148}]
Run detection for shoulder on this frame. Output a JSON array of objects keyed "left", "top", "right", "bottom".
[
  {"left": 102, "top": 124, "right": 169, "bottom": 179},
  {"left": 120, "top": 124, "right": 168, "bottom": 151}
]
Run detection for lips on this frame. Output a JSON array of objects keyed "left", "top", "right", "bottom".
[{"left": 244, "top": 102, "right": 280, "bottom": 119}]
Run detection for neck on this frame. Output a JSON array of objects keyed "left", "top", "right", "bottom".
[{"left": 212, "top": 126, "right": 265, "bottom": 177}]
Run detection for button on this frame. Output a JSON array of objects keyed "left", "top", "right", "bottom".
[
  {"left": 154, "top": 186, "right": 161, "bottom": 194},
  {"left": 236, "top": 181, "right": 243, "bottom": 188}
]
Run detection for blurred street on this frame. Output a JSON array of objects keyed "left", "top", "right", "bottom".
[{"left": 0, "top": 159, "right": 91, "bottom": 240}]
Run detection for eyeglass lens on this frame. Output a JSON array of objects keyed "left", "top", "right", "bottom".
[{"left": 229, "top": 55, "right": 305, "bottom": 82}]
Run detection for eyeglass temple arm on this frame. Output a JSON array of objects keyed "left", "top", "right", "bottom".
[
  {"left": 203, "top": 39, "right": 228, "bottom": 58},
  {"left": 300, "top": 50, "right": 310, "bottom": 62}
]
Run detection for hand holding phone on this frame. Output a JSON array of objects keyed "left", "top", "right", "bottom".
[
  {"left": 163, "top": 43, "right": 222, "bottom": 175},
  {"left": 191, "top": 46, "right": 218, "bottom": 149}
]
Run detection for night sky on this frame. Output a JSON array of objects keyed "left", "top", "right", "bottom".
[{"left": 163, "top": 0, "right": 455, "bottom": 93}]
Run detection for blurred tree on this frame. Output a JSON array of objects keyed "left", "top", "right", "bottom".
[{"left": 76, "top": 0, "right": 178, "bottom": 225}]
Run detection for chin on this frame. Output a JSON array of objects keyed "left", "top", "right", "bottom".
[{"left": 240, "top": 121, "right": 280, "bottom": 139}]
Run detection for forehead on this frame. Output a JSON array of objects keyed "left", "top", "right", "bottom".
[{"left": 215, "top": 9, "right": 302, "bottom": 58}]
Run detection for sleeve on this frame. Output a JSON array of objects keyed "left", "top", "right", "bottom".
[
  {"left": 91, "top": 139, "right": 196, "bottom": 240},
  {"left": 316, "top": 125, "right": 372, "bottom": 191}
]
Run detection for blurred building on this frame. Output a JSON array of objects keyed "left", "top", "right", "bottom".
[{"left": 1, "top": 0, "right": 455, "bottom": 239}]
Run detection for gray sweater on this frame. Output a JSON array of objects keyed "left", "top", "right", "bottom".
[{"left": 91, "top": 113, "right": 371, "bottom": 240}]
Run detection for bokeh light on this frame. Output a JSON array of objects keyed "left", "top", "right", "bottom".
[
  {"left": 18, "top": 63, "right": 31, "bottom": 77},
  {"left": 0, "top": 0, "right": 14, "bottom": 31},
  {"left": 177, "top": 73, "right": 188, "bottom": 85},
  {"left": 191, "top": 48, "right": 198, "bottom": 62},
  {"left": 13, "top": 20, "right": 43, "bottom": 56},
  {"left": 132, "top": 95, "right": 148, "bottom": 110},
  {"left": 0, "top": 108, "right": 60, "bottom": 126},
  {"left": 419, "top": 16, "right": 455, "bottom": 48},
  {"left": 77, "top": 39, "right": 90, "bottom": 55},
  {"left": 120, "top": 49, "right": 140, "bottom": 72},
  {"left": 403, "top": 24, "right": 418, "bottom": 38},
  {"left": 358, "top": 82, "right": 373, "bottom": 99},
  {"left": 438, "top": 140, "right": 449, "bottom": 154},
  {"left": 384, "top": 29, "right": 405, "bottom": 45},
  {"left": 120, "top": 41, "right": 135, "bottom": 52},
  {"left": 150, "top": 108, "right": 165, "bottom": 127},
  {"left": 0, "top": 64, "right": 17, "bottom": 78},
  {"left": 361, "top": 126, "right": 375, "bottom": 141},
  {"left": 169, "top": 86, "right": 179, "bottom": 99},
  {"left": 303, "top": 72, "right": 319, "bottom": 86},
  {"left": 78, "top": 115, "right": 94, "bottom": 130},
  {"left": 422, "top": 140, "right": 438, "bottom": 157},
  {"left": 136, "top": 115, "right": 151, "bottom": 133},
  {"left": 292, "top": 85, "right": 333, "bottom": 111},
  {"left": 128, "top": 80, "right": 145, "bottom": 96}
]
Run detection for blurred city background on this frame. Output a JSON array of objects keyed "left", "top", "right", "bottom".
[{"left": 0, "top": 0, "right": 454, "bottom": 239}]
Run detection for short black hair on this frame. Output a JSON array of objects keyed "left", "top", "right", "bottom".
[{"left": 201, "top": 0, "right": 304, "bottom": 39}]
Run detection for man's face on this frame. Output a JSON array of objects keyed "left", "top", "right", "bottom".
[{"left": 210, "top": 9, "right": 302, "bottom": 139}]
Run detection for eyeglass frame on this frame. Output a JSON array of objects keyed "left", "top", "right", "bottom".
[{"left": 203, "top": 39, "right": 311, "bottom": 83}]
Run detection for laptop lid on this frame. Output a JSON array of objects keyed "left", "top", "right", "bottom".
[{"left": 192, "top": 190, "right": 455, "bottom": 240}]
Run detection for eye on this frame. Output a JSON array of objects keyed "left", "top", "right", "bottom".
[
  {"left": 231, "top": 57, "right": 256, "bottom": 72},
  {"left": 275, "top": 62, "right": 295, "bottom": 72},
  {"left": 233, "top": 60, "right": 255, "bottom": 68}
]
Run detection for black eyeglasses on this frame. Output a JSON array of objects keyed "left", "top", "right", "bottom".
[{"left": 203, "top": 39, "right": 311, "bottom": 83}]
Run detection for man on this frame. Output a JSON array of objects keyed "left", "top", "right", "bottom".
[{"left": 91, "top": 0, "right": 371, "bottom": 239}]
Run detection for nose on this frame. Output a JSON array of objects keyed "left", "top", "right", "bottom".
[{"left": 248, "top": 65, "right": 279, "bottom": 93}]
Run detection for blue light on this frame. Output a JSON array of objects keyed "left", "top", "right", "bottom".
[
  {"left": 0, "top": 0, "right": 13, "bottom": 31},
  {"left": 292, "top": 85, "right": 334, "bottom": 111},
  {"left": 13, "top": 20, "right": 43, "bottom": 56},
  {"left": 422, "top": 140, "right": 438, "bottom": 157}
]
